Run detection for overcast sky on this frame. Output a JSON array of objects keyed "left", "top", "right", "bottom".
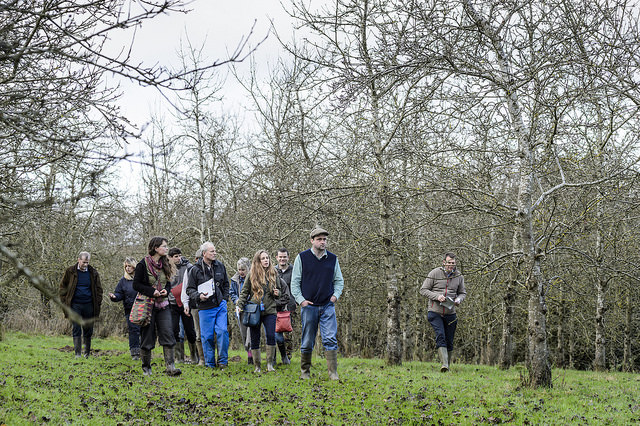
[
  {"left": 112, "top": 0, "right": 293, "bottom": 129},
  {"left": 109, "top": 0, "right": 295, "bottom": 188}
]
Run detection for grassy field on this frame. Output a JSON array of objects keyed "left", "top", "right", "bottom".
[{"left": 1, "top": 331, "right": 639, "bottom": 425}]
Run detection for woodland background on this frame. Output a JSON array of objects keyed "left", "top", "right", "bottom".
[{"left": 2, "top": 0, "right": 640, "bottom": 388}]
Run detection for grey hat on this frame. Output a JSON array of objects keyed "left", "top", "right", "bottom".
[{"left": 310, "top": 227, "right": 329, "bottom": 239}]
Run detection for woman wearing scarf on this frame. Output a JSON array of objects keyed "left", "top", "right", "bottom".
[{"left": 132, "top": 236, "right": 180, "bottom": 376}]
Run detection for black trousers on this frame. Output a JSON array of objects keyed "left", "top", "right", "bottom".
[{"left": 140, "top": 306, "right": 176, "bottom": 350}]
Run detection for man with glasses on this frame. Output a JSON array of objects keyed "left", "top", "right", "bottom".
[{"left": 420, "top": 252, "right": 467, "bottom": 372}]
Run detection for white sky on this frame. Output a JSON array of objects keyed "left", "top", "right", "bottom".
[{"left": 107, "top": 0, "right": 295, "bottom": 189}]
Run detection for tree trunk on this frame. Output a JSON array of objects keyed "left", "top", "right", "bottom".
[{"left": 593, "top": 276, "right": 607, "bottom": 371}]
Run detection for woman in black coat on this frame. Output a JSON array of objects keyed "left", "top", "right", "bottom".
[{"left": 109, "top": 257, "right": 141, "bottom": 360}]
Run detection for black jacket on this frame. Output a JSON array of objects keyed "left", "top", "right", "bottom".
[
  {"left": 110, "top": 276, "right": 137, "bottom": 312},
  {"left": 186, "top": 258, "right": 230, "bottom": 310},
  {"left": 276, "top": 264, "right": 296, "bottom": 312}
]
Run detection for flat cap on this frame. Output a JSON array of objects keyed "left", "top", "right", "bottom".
[{"left": 310, "top": 227, "right": 329, "bottom": 239}]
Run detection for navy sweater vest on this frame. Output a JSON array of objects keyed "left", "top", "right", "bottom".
[
  {"left": 72, "top": 269, "right": 93, "bottom": 304},
  {"left": 299, "top": 249, "right": 336, "bottom": 305}
]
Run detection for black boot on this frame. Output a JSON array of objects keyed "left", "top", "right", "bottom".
[
  {"left": 83, "top": 337, "right": 91, "bottom": 358},
  {"left": 73, "top": 337, "right": 82, "bottom": 358},
  {"left": 175, "top": 341, "right": 185, "bottom": 364},
  {"left": 141, "top": 348, "right": 152, "bottom": 376},
  {"left": 188, "top": 341, "right": 198, "bottom": 364},
  {"left": 163, "top": 346, "right": 182, "bottom": 376},
  {"left": 278, "top": 342, "right": 290, "bottom": 365}
]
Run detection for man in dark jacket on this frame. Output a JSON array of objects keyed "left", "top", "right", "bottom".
[
  {"left": 186, "top": 242, "right": 230, "bottom": 368},
  {"left": 59, "top": 251, "right": 103, "bottom": 358}
]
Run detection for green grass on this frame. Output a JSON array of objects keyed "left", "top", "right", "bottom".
[{"left": 1, "top": 331, "right": 639, "bottom": 425}]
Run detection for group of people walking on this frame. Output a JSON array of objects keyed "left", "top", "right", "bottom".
[{"left": 59, "top": 227, "right": 354, "bottom": 380}]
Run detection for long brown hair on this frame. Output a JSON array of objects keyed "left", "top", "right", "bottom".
[
  {"left": 147, "top": 236, "right": 175, "bottom": 279},
  {"left": 249, "top": 250, "right": 276, "bottom": 300}
]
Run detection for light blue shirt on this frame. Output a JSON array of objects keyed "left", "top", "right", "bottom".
[{"left": 290, "top": 249, "right": 344, "bottom": 305}]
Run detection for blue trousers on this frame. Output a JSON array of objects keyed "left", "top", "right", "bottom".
[
  {"left": 124, "top": 307, "right": 141, "bottom": 351},
  {"left": 249, "top": 314, "right": 276, "bottom": 349},
  {"left": 300, "top": 302, "right": 338, "bottom": 353},
  {"left": 199, "top": 301, "right": 229, "bottom": 367},
  {"left": 427, "top": 312, "right": 457, "bottom": 351}
]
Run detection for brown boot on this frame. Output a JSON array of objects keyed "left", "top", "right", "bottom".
[
  {"left": 326, "top": 350, "right": 339, "bottom": 380},
  {"left": 163, "top": 346, "right": 182, "bottom": 376},
  {"left": 438, "top": 347, "right": 449, "bottom": 372},
  {"left": 266, "top": 345, "right": 276, "bottom": 372},
  {"left": 251, "top": 349, "right": 261, "bottom": 373},
  {"left": 196, "top": 341, "right": 205, "bottom": 366},
  {"left": 300, "top": 352, "right": 312, "bottom": 379}
]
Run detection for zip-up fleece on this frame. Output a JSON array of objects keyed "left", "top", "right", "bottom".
[{"left": 420, "top": 267, "right": 467, "bottom": 315}]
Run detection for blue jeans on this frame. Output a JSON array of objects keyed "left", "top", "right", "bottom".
[
  {"left": 199, "top": 301, "right": 229, "bottom": 367},
  {"left": 70, "top": 302, "right": 94, "bottom": 339},
  {"left": 250, "top": 314, "right": 276, "bottom": 349},
  {"left": 427, "top": 312, "right": 457, "bottom": 351},
  {"left": 300, "top": 302, "right": 337, "bottom": 353}
]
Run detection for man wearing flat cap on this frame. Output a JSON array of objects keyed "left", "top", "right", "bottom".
[{"left": 290, "top": 227, "right": 344, "bottom": 380}]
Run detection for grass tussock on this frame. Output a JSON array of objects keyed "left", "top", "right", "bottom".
[{"left": 1, "top": 331, "right": 639, "bottom": 425}]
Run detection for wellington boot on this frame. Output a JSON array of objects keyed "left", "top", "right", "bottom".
[
  {"left": 266, "top": 345, "right": 276, "bottom": 372},
  {"left": 73, "top": 337, "right": 82, "bottom": 358},
  {"left": 251, "top": 349, "right": 261, "bottom": 373},
  {"left": 326, "top": 350, "right": 339, "bottom": 380},
  {"left": 196, "top": 341, "right": 205, "bottom": 366},
  {"left": 300, "top": 352, "right": 312, "bottom": 380},
  {"left": 188, "top": 341, "right": 198, "bottom": 364},
  {"left": 278, "top": 342, "right": 290, "bottom": 365},
  {"left": 131, "top": 348, "right": 141, "bottom": 361},
  {"left": 175, "top": 341, "right": 185, "bottom": 364},
  {"left": 438, "top": 347, "right": 449, "bottom": 372},
  {"left": 83, "top": 337, "right": 91, "bottom": 358},
  {"left": 247, "top": 350, "right": 254, "bottom": 365},
  {"left": 141, "top": 348, "right": 152, "bottom": 376},
  {"left": 163, "top": 346, "right": 182, "bottom": 376},
  {"left": 448, "top": 350, "right": 455, "bottom": 366}
]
